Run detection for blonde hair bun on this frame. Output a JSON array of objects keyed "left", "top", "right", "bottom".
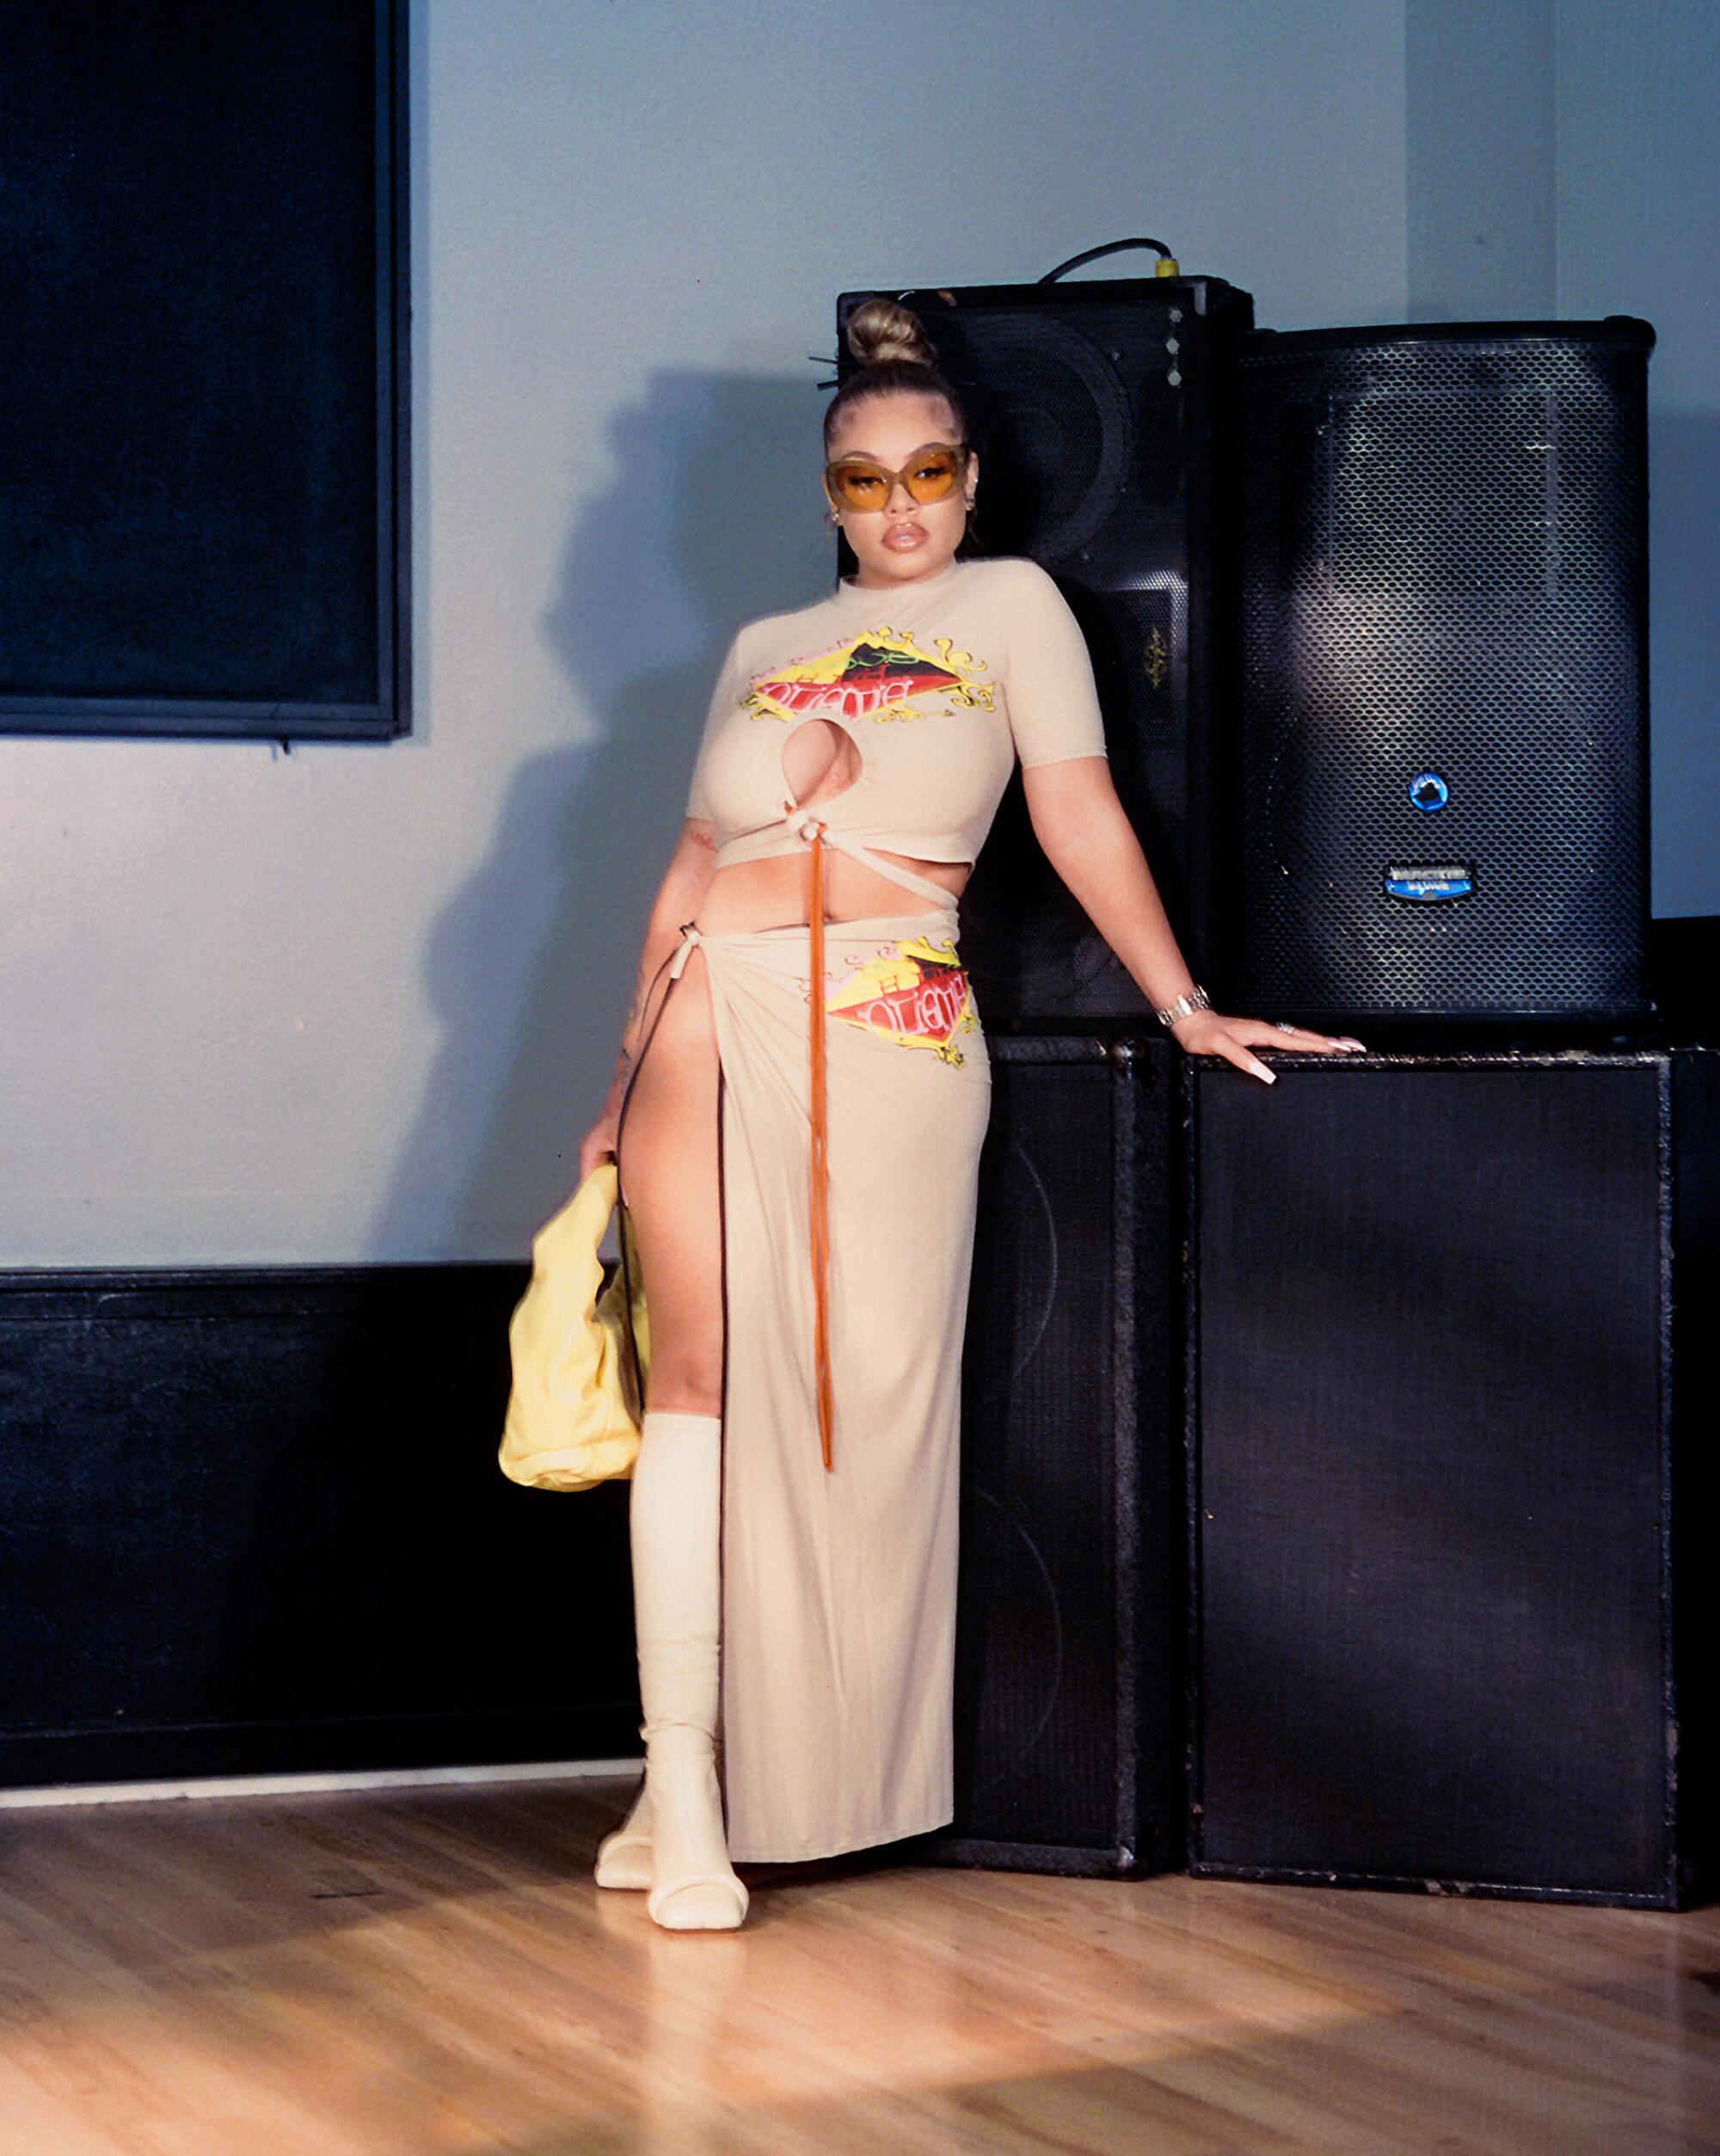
[
  {"left": 822, "top": 294, "right": 971, "bottom": 477},
  {"left": 845, "top": 297, "right": 938, "bottom": 372}
]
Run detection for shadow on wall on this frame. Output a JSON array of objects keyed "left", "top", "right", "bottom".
[
  {"left": 356, "top": 373, "right": 1720, "bottom": 1263},
  {"left": 369, "top": 368, "right": 834, "bottom": 1258}
]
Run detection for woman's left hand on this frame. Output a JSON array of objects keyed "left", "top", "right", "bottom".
[{"left": 1168, "top": 1009, "right": 1367, "bottom": 1086}]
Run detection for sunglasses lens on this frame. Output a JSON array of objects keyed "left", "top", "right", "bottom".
[
  {"left": 906, "top": 450, "right": 962, "bottom": 502},
  {"left": 830, "top": 465, "right": 888, "bottom": 511}
]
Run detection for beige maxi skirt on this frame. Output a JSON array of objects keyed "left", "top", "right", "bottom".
[{"left": 614, "top": 859, "right": 992, "bottom": 1864}]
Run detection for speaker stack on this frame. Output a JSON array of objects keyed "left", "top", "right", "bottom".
[
  {"left": 838, "top": 268, "right": 1718, "bottom": 1906},
  {"left": 836, "top": 266, "right": 1255, "bottom": 1024},
  {"left": 837, "top": 262, "right": 1239, "bottom": 1877},
  {"left": 1199, "top": 318, "right": 1713, "bottom": 1908}
]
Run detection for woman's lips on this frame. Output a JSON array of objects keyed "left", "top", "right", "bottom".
[{"left": 883, "top": 523, "right": 926, "bottom": 550}]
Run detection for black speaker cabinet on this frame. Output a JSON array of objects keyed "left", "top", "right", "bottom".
[
  {"left": 835, "top": 274, "right": 1254, "bottom": 1025},
  {"left": 1187, "top": 1043, "right": 1718, "bottom": 1907},
  {"left": 912, "top": 1032, "right": 1183, "bottom": 1877},
  {"left": 1232, "top": 318, "right": 1655, "bottom": 1027}
]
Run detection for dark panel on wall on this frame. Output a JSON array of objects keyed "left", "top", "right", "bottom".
[{"left": 0, "top": 0, "right": 409, "bottom": 741}]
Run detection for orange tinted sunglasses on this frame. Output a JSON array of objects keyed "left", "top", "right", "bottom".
[{"left": 823, "top": 440, "right": 971, "bottom": 514}]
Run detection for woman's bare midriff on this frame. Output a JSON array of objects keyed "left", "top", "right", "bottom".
[{"left": 696, "top": 849, "right": 970, "bottom": 935}]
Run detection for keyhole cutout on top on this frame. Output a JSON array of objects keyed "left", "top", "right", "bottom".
[{"left": 781, "top": 716, "right": 864, "bottom": 814}]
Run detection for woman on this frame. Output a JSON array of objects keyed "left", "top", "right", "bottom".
[{"left": 577, "top": 299, "right": 1366, "bottom": 1932}]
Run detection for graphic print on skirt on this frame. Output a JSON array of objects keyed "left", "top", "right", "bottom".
[{"left": 820, "top": 934, "right": 980, "bottom": 1066}]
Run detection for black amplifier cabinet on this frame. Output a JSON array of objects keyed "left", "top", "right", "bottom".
[
  {"left": 836, "top": 273, "right": 1255, "bottom": 1025},
  {"left": 1186, "top": 1041, "right": 1717, "bottom": 1907}
]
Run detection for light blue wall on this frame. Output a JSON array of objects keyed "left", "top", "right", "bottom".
[
  {"left": 1408, "top": 0, "right": 1557, "bottom": 320},
  {"left": 1555, "top": 0, "right": 1720, "bottom": 919},
  {"left": 0, "top": 0, "right": 1707, "bottom": 1268},
  {"left": 1407, "top": 0, "right": 1720, "bottom": 919}
]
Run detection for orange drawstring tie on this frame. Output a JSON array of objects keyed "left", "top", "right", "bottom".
[{"left": 806, "top": 822, "right": 835, "bottom": 1471}]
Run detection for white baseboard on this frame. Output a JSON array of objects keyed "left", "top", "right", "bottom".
[{"left": 0, "top": 1756, "right": 646, "bottom": 1809}]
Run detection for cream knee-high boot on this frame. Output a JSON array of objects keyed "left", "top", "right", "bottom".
[
  {"left": 593, "top": 1770, "right": 653, "bottom": 1889},
  {"left": 611, "top": 1406, "right": 746, "bottom": 1930}
]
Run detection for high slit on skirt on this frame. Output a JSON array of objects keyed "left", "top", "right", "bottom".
[{"left": 613, "top": 852, "right": 992, "bottom": 1863}]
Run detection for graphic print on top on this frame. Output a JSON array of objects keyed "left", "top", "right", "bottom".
[
  {"left": 746, "top": 627, "right": 997, "bottom": 725},
  {"left": 682, "top": 556, "right": 1110, "bottom": 863}
]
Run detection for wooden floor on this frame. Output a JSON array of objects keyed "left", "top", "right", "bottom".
[{"left": 1, "top": 1773, "right": 1717, "bottom": 2155}]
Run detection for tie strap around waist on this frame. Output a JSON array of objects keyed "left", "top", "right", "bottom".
[{"left": 710, "top": 803, "right": 960, "bottom": 913}]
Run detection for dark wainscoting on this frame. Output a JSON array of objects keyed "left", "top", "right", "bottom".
[{"left": 0, "top": 1263, "right": 641, "bottom": 1789}]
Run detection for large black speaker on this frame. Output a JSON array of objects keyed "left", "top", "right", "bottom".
[
  {"left": 1187, "top": 1042, "right": 1718, "bottom": 1907},
  {"left": 835, "top": 273, "right": 1254, "bottom": 1025},
  {"left": 911, "top": 1033, "right": 1184, "bottom": 1877},
  {"left": 1232, "top": 318, "right": 1656, "bottom": 1027}
]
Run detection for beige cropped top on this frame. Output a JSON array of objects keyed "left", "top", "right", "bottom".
[
  {"left": 683, "top": 553, "right": 1109, "bottom": 896},
  {"left": 672, "top": 554, "right": 1109, "bottom": 1471}
]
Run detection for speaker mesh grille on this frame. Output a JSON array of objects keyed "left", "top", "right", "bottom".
[
  {"left": 1193, "top": 1053, "right": 1674, "bottom": 1897},
  {"left": 1235, "top": 326, "right": 1651, "bottom": 1019},
  {"left": 924, "top": 309, "right": 1134, "bottom": 565}
]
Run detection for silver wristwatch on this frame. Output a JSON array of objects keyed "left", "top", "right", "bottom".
[{"left": 1153, "top": 984, "right": 1212, "bottom": 1029}]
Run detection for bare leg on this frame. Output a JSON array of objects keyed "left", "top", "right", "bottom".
[
  {"left": 616, "top": 949, "right": 723, "bottom": 1417},
  {"left": 594, "top": 949, "right": 742, "bottom": 1926}
]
